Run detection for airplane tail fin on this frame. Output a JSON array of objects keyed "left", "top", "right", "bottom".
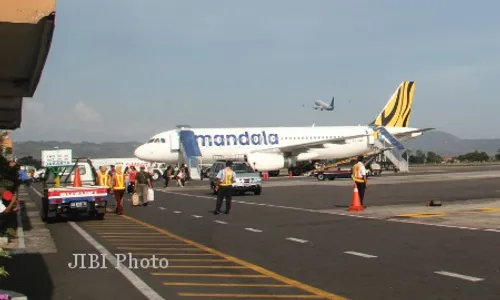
[{"left": 370, "top": 81, "right": 415, "bottom": 128}]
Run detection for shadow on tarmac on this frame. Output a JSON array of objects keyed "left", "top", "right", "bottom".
[{"left": 1, "top": 253, "right": 53, "bottom": 299}]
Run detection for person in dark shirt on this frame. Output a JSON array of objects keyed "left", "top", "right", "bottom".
[{"left": 134, "top": 166, "right": 152, "bottom": 206}]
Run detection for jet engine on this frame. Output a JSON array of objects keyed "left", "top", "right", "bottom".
[{"left": 246, "top": 153, "right": 296, "bottom": 171}]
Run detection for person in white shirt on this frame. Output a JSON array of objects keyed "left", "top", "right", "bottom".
[{"left": 351, "top": 155, "right": 368, "bottom": 207}]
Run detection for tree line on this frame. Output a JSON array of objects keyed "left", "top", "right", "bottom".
[{"left": 407, "top": 149, "right": 499, "bottom": 164}]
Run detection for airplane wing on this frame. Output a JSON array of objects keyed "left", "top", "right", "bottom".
[
  {"left": 250, "top": 133, "right": 370, "bottom": 155},
  {"left": 393, "top": 128, "right": 435, "bottom": 139}
]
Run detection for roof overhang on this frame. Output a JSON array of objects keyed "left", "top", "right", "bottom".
[
  {"left": 0, "top": 0, "right": 56, "bottom": 98},
  {"left": 0, "top": 0, "right": 56, "bottom": 130}
]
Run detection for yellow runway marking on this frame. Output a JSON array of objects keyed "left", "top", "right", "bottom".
[
  {"left": 85, "top": 214, "right": 348, "bottom": 299},
  {"left": 178, "top": 293, "right": 322, "bottom": 298},
  {"left": 475, "top": 207, "right": 500, "bottom": 212},
  {"left": 151, "top": 273, "right": 268, "bottom": 278},
  {"left": 397, "top": 213, "right": 445, "bottom": 218},
  {"left": 396, "top": 207, "right": 500, "bottom": 218},
  {"left": 120, "top": 215, "right": 349, "bottom": 300},
  {"left": 165, "top": 283, "right": 292, "bottom": 287}
]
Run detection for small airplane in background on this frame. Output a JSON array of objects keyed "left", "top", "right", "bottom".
[{"left": 313, "top": 97, "right": 334, "bottom": 111}]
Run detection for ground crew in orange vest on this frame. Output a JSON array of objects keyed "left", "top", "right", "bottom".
[
  {"left": 214, "top": 160, "right": 236, "bottom": 215},
  {"left": 112, "top": 165, "right": 126, "bottom": 215},
  {"left": 352, "top": 155, "right": 368, "bottom": 207},
  {"left": 97, "top": 166, "right": 112, "bottom": 193}
]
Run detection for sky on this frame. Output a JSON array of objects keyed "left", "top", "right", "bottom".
[{"left": 12, "top": 0, "right": 500, "bottom": 142}]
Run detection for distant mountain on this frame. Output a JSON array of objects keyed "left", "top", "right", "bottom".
[
  {"left": 12, "top": 131, "right": 500, "bottom": 159},
  {"left": 403, "top": 131, "right": 500, "bottom": 156}
]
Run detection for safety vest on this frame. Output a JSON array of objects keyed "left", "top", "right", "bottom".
[
  {"left": 351, "top": 163, "right": 365, "bottom": 183},
  {"left": 219, "top": 168, "right": 234, "bottom": 186},
  {"left": 113, "top": 173, "right": 125, "bottom": 190},
  {"left": 98, "top": 172, "right": 109, "bottom": 186}
]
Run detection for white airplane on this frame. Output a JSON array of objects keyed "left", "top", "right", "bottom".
[
  {"left": 314, "top": 97, "right": 334, "bottom": 110},
  {"left": 134, "top": 81, "right": 434, "bottom": 173}
]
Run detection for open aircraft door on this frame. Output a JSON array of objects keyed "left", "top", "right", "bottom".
[
  {"left": 169, "top": 131, "right": 180, "bottom": 151},
  {"left": 367, "top": 128, "right": 376, "bottom": 145}
]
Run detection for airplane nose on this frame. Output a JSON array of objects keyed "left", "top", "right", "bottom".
[{"left": 134, "top": 145, "right": 147, "bottom": 159}]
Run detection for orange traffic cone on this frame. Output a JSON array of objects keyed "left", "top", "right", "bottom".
[
  {"left": 288, "top": 170, "right": 293, "bottom": 178},
  {"left": 263, "top": 171, "right": 269, "bottom": 179},
  {"left": 73, "top": 167, "right": 82, "bottom": 187},
  {"left": 348, "top": 183, "right": 364, "bottom": 211}
]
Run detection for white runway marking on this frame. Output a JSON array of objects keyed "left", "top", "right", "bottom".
[
  {"left": 162, "top": 190, "right": 500, "bottom": 234},
  {"left": 344, "top": 251, "right": 377, "bottom": 258},
  {"left": 158, "top": 207, "right": 166, "bottom": 210},
  {"left": 434, "top": 271, "right": 484, "bottom": 282},
  {"left": 286, "top": 237, "right": 308, "bottom": 244},
  {"left": 245, "top": 228, "right": 263, "bottom": 233},
  {"left": 192, "top": 215, "right": 203, "bottom": 218},
  {"left": 214, "top": 220, "right": 228, "bottom": 225},
  {"left": 173, "top": 211, "right": 182, "bottom": 214},
  {"left": 68, "top": 221, "right": 165, "bottom": 299}
]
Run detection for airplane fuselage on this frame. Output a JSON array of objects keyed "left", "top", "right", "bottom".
[
  {"left": 314, "top": 100, "right": 333, "bottom": 110},
  {"left": 134, "top": 125, "right": 419, "bottom": 167},
  {"left": 134, "top": 81, "right": 428, "bottom": 171}
]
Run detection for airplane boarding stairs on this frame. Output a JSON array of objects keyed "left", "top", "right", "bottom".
[
  {"left": 373, "top": 127, "right": 409, "bottom": 172},
  {"left": 178, "top": 130, "right": 202, "bottom": 180}
]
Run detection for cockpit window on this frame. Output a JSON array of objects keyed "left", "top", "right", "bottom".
[
  {"left": 147, "top": 139, "right": 155, "bottom": 143},
  {"left": 160, "top": 138, "right": 166, "bottom": 143}
]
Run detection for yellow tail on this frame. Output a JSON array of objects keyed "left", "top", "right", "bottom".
[{"left": 370, "top": 81, "right": 415, "bottom": 127}]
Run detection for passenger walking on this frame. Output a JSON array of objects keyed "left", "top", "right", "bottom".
[
  {"left": 134, "top": 166, "right": 151, "bottom": 206},
  {"left": 351, "top": 155, "right": 368, "bottom": 207},
  {"left": 183, "top": 164, "right": 190, "bottom": 184},
  {"left": 176, "top": 168, "right": 185, "bottom": 187},
  {"left": 112, "top": 165, "right": 126, "bottom": 215},
  {"left": 18, "top": 169, "right": 29, "bottom": 187},
  {"left": 214, "top": 161, "right": 236, "bottom": 215},
  {"left": 163, "top": 166, "right": 172, "bottom": 188},
  {"left": 127, "top": 166, "right": 137, "bottom": 194}
]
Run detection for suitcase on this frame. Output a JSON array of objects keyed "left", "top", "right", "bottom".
[
  {"left": 147, "top": 188, "right": 154, "bottom": 202},
  {"left": 132, "top": 193, "right": 139, "bottom": 206}
]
